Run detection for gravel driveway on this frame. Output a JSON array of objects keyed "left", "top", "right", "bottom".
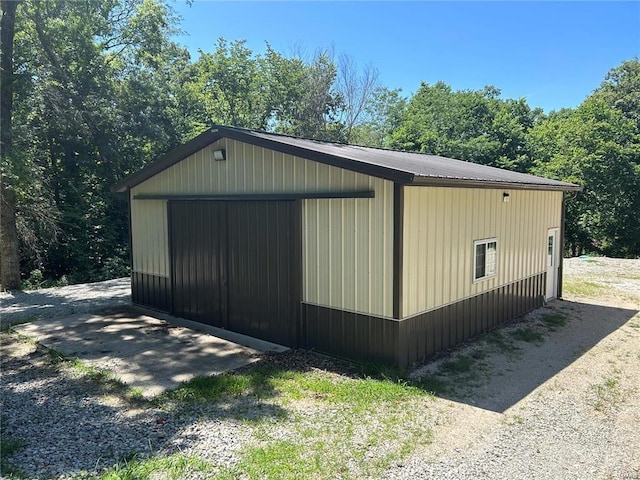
[{"left": 1, "top": 259, "right": 639, "bottom": 479}]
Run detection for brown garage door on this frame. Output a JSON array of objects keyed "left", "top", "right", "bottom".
[{"left": 169, "top": 200, "right": 300, "bottom": 346}]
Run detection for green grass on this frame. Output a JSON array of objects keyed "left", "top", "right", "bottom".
[
  {"left": 541, "top": 313, "right": 567, "bottom": 330},
  {"left": 592, "top": 376, "right": 622, "bottom": 412},
  {"left": 217, "top": 440, "right": 318, "bottom": 480},
  {"left": 160, "top": 357, "right": 435, "bottom": 479},
  {"left": 441, "top": 354, "right": 475, "bottom": 374},
  {"left": 509, "top": 327, "right": 544, "bottom": 343},
  {"left": 415, "top": 374, "right": 449, "bottom": 395},
  {"left": 161, "top": 371, "right": 258, "bottom": 402},
  {"left": 484, "top": 330, "right": 519, "bottom": 353},
  {"left": 45, "top": 347, "right": 145, "bottom": 401},
  {"left": 99, "top": 454, "right": 212, "bottom": 480},
  {"left": 0, "top": 436, "right": 27, "bottom": 477},
  {"left": 563, "top": 278, "right": 607, "bottom": 297}
]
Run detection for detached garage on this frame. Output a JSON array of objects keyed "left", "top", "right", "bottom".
[{"left": 112, "top": 125, "right": 580, "bottom": 368}]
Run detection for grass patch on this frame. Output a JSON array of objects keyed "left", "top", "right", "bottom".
[
  {"left": 509, "top": 327, "right": 544, "bottom": 343},
  {"left": 161, "top": 354, "right": 435, "bottom": 479},
  {"left": 161, "top": 372, "right": 258, "bottom": 403},
  {"left": 0, "top": 436, "right": 27, "bottom": 477},
  {"left": 415, "top": 374, "right": 448, "bottom": 395},
  {"left": 484, "top": 330, "right": 519, "bottom": 353},
  {"left": 99, "top": 454, "right": 213, "bottom": 480},
  {"left": 44, "top": 347, "right": 144, "bottom": 402},
  {"left": 218, "top": 440, "right": 318, "bottom": 480},
  {"left": 592, "top": 376, "right": 622, "bottom": 412},
  {"left": 541, "top": 313, "right": 567, "bottom": 330},
  {"left": 441, "top": 354, "right": 475, "bottom": 374},
  {"left": 563, "top": 278, "right": 607, "bottom": 297},
  {"left": 272, "top": 370, "right": 426, "bottom": 409}
]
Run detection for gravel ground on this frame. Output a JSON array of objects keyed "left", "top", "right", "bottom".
[
  {"left": 385, "top": 256, "right": 640, "bottom": 480},
  {"left": 0, "top": 278, "right": 130, "bottom": 325},
  {"left": 1, "top": 335, "right": 255, "bottom": 479},
  {"left": 2, "top": 259, "right": 639, "bottom": 479}
]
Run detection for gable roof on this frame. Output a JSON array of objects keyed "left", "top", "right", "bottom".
[{"left": 112, "top": 125, "right": 581, "bottom": 192}]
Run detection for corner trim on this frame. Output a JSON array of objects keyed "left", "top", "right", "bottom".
[
  {"left": 558, "top": 192, "right": 566, "bottom": 298},
  {"left": 393, "top": 183, "right": 404, "bottom": 319}
]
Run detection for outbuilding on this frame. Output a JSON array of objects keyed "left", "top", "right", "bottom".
[{"left": 112, "top": 125, "right": 580, "bottom": 368}]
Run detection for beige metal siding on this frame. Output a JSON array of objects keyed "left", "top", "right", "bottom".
[
  {"left": 130, "top": 138, "right": 394, "bottom": 317},
  {"left": 402, "top": 187, "right": 562, "bottom": 317},
  {"left": 130, "top": 196, "right": 169, "bottom": 277}
]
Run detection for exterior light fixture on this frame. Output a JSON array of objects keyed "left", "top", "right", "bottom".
[
  {"left": 503, "top": 192, "right": 510, "bottom": 203},
  {"left": 213, "top": 149, "right": 226, "bottom": 161}
]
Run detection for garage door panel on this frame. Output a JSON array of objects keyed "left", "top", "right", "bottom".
[
  {"left": 226, "top": 201, "right": 297, "bottom": 346},
  {"left": 170, "top": 201, "right": 226, "bottom": 327},
  {"left": 170, "top": 200, "right": 298, "bottom": 346}
]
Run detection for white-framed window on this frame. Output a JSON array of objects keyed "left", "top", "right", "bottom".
[{"left": 474, "top": 238, "right": 497, "bottom": 281}]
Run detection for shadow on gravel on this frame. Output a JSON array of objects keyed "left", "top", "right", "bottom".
[
  {"left": 0, "top": 334, "right": 375, "bottom": 479},
  {"left": 11, "top": 305, "right": 278, "bottom": 398},
  {"left": 0, "top": 344, "right": 158, "bottom": 478},
  {"left": 414, "top": 299, "right": 639, "bottom": 413},
  {"left": 0, "top": 277, "right": 130, "bottom": 325}
]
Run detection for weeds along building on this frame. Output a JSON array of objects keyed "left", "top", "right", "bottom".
[{"left": 112, "top": 125, "right": 580, "bottom": 368}]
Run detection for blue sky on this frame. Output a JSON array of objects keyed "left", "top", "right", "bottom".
[{"left": 172, "top": 1, "right": 640, "bottom": 113}]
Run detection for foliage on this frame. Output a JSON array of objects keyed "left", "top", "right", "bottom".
[
  {"left": 99, "top": 454, "right": 213, "bottom": 480},
  {"left": 388, "top": 82, "right": 540, "bottom": 172},
  {"left": 2, "top": 0, "right": 639, "bottom": 286},
  {"left": 530, "top": 83, "right": 640, "bottom": 257},
  {"left": 0, "top": 435, "right": 26, "bottom": 477}
]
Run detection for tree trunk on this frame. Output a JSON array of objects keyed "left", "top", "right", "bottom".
[{"left": 1, "top": 0, "right": 22, "bottom": 290}]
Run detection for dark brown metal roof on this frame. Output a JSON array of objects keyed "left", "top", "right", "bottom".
[{"left": 112, "top": 125, "right": 581, "bottom": 192}]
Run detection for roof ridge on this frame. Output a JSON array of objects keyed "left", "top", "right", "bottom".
[{"left": 215, "top": 124, "right": 418, "bottom": 156}]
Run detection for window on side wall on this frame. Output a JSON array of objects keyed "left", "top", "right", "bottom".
[{"left": 474, "top": 238, "right": 497, "bottom": 281}]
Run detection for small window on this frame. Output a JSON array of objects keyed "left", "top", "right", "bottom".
[{"left": 474, "top": 238, "right": 497, "bottom": 281}]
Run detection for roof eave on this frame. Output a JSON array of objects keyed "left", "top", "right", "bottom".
[
  {"left": 409, "top": 176, "right": 582, "bottom": 191},
  {"left": 219, "top": 127, "right": 413, "bottom": 184},
  {"left": 111, "top": 129, "right": 224, "bottom": 193},
  {"left": 111, "top": 126, "right": 414, "bottom": 193}
]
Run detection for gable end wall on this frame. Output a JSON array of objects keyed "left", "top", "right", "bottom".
[{"left": 130, "top": 138, "right": 394, "bottom": 318}]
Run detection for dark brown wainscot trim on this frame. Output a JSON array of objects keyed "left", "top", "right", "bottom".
[
  {"left": 131, "top": 272, "right": 171, "bottom": 313},
  {"left": 397, "top": 273, "right": 546, "bottom": 369},
  {"left": 301, "top": 303, "right": 399, "bottom": 366}
]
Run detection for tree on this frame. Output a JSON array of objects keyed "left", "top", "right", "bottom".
[
  {"left": 7, "top": 0, "right": 189, "bottom": 284},
  {"left": 335, "top": 54, "right": 379, "bottom": 143},
  {"left": 388, "top": 81, "right": 538, "bottom": 171},
  {"left": 1, "top": 0, "right": 22, "bottom": 290},
  {"left": 530, "top": 97, "right": 640, "bottom": 256},
  {"left": 272, "top": 49, "right": 343, "bottom": 141},
  {"left": 349, "top": 87, "right": 406, "bottom": 147},
  {"left": 595, "top": 58, "right": 640, "bottom": 129}
]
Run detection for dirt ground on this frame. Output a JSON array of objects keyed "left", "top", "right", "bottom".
[
  {"left": 387, "top": 257, "right": 640, "bottom": 479},
  {"left": 2, "top": 257, "right": 639, "bottom": 479}
]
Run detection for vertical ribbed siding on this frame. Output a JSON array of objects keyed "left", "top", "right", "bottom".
[
  {"left": 130, "top": 196, "right": 169, "bottom": 277},
  {"left": 131, "top": 138, "right": 394, "bottom": 318},
  {"left": 402, "top": 187, "right": 562, "bottom": 317},
  {"left": 397, "top": 273, "right": 546, "bottom": 368}
]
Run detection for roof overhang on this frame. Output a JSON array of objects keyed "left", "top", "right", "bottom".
[
  {"left": 112, "top": 125, "right": 582, "bottom": 193},
  {"left": 409, "top": 176, "right": 583, "bottom": 191},
  {"left": 111, "top": 126, "right": 413, "bottom": 193}
]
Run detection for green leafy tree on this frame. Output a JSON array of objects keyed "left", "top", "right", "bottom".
[
  {"left": 349, "top": 87, "right": 407, "bottom": 147},
  {"left": 530, "top": 96, "right": 640, "bottom": 256},
  {"left": 7, "top": 0, "right": 189, "bottom": 283},
  {"left": 595, "top": 58, "right": 640, "bottom": 129},
  {"left": 388, "top": 82, "right": 539, "bottom": 171},
  {"left": 1, "top": 0, "right": 22, "bottom": 289}
]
